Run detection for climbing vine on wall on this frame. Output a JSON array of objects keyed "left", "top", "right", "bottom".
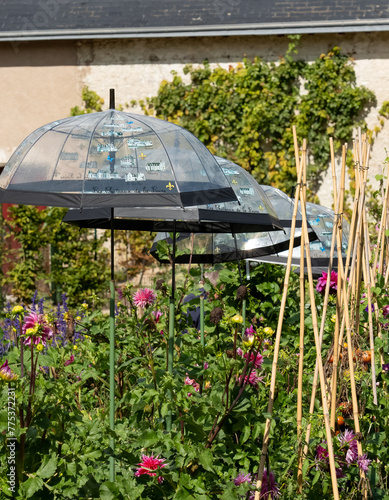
[{"left": 139, "top": 37, "right": 375, "bottom": 196}]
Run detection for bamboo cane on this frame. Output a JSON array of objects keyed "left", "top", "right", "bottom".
[
  {"left": 362, "top": 223, "right": 378, "bottom": 404},
  {"left": 304, "top": 145, "right": 344, "bottom": 456},
  {"left": 254, "top": 126, "right": 305, "bottom": 498},
  {"left": 330, "top": 145, "right": 346, "bottom": 429},
  {"left": 373, "top": 165, "right": 389, "bottom": 278},
  {"left": 298, "top": 142, "right": 340, "bottom": 500},
  {"left": 337, "top": 225, "right": 368, "bottom": 497},
  {"left": 296, "top": 161, "right": 306, "bottom": 494}
]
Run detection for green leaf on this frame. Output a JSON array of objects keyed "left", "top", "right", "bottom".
[
  {"left": 37, "top": 454, "right": 57, "bottom": 478},
  {"left": 22, "top": 477, "right": 44, "bottom": 498},
  {"left": 312, "top": 470, "right": 321, "bottom": 485},
  {"left": 100, "top": 482, "right": 121, "bottom": 500},
  {"left": 198, "top": 449, "right": 214, "bottom": 472}
]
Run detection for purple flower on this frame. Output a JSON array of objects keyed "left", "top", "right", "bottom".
[
  {"left": 261, "top": 468, "right": 280, "bottom": 499},
  {"left": 357, "top": 454, "right": 372, "bottom": 472},
  {"left": 383, "top": 305, "right": 389, "bottom": 318},
  {"left": 152, "top": 310, "right": 162, "bottom": 323},
  {"left": 239, "top": 369, "right": 263, "bottom": 389},
  {"left": 234, "top": 472, "right": 252, "bottom": 486},
  {"left": 316, "top": 271, "right": 338, "bottom": 296},
  {"left": 338, "top": 429, "right": 358, "bottom": 465},
  {"left": 382, "top": 363, "right": 389, "bottom": 372},
  {"left": 64, "top": 355, "right": 74, "bottom": 366},
  {"left": 365, "top": 304, "right": 375, "bottom": 313},
  {"left": 237, "top": 348, "right": 264, "bottom": 369}
]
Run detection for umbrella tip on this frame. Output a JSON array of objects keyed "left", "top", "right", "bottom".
[{"left": 109, "top": 89, "right": 115, "bottom": 110}]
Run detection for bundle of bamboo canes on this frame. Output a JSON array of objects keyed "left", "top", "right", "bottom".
[{"left": 254, "top": 127, "right": 387, "bottom": 499}]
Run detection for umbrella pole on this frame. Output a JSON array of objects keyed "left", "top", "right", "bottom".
[
  {"left": 109, "top": 208, "right": 115, "bottom": 482},
  {"left": 167, "top": 220, "right": 176, "bottom": 431},
  {"left": 233, "top": 233, "right": 246, "bottom": 334}
]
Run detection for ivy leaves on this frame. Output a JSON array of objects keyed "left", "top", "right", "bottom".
[{"left": 142, "top": 40, "right": 375, "bottom": 195}]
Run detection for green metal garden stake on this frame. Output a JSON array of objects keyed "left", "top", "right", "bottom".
[
  {"left": 166, "top": 220, "right": 177, "bottom": 432},
  {"left": 109, "top": 207, "right": 115, "bottom": 482}
]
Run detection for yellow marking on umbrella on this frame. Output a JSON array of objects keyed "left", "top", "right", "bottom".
[
  {"left": 258, "top": 204, "right": 264, "bottom": 210},
  {"left": 138, "top": 152, "right": 147, "bottom": 160},
  {"left": 166, "top": 182, "right": 175, "bottom": 190},
  {"left": 215, "top": 247, "right": 220, "bottom": 253},
  {"left": 231, "top": 179, "right": 238, "bottom": 185}
]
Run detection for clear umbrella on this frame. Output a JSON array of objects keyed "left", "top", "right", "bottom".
[
  {"left": 0, "top": 90, "right": 239, "bottom": 481},
  {"left": 247, "top": 202, "right": 350, "bottom": 277}
]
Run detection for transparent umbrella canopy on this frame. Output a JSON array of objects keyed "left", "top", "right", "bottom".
[
  {"left": 62, "top": 156, "right": 282, "bottom": 233},
  {"left": 0, "top": 108, "right": 237, "bottom": 208},
  {"left": 150, "top": 183, "right": 316, "bottom": 264},
  {"left": 0, "top": 91, "right": 239, "bottom": 483},
  {"left": 247, "top": 202, "right": 350, "bottom": 276}
]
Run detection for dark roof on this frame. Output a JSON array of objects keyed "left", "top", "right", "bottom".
[{"left": 1, "top": 0, "right": 389, "bottom": 41}]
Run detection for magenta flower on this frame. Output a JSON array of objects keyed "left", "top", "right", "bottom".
[
  {"left": 382, "top": 363, "right": 389, "bottom": 372},
  {"left": 0, "top": 359, "right": 18, "bottom": 382},
  {"left": 234, "top": 472, "right": 252, "bottom": 486},
  {"left": 134, "top": 453, "right": 166, "bottom": 483},
  {"left": 357, "top": 453, "right": 372, "bottom": 472},
  {"left": 338, "top": 429, "right": 358, "bottom": 464},
  {"left": 22, "top": 312, "right": 53, "bottom": 346},
  {"left": 133, "top": 288, "right": 157, "bottom": 308},
  {"left": 383, "top": 305, "right": 389, "bottom": 318},
  {"left": 239, "top": 369, "right": 263, "bottom": 389},
  {"left": 316, "top": 270, "right": 338, "bottom": 295},
  {"left": 237, "top": 348, "right": 263, "bottom": 369},
  {"left": 261, "top": 468, "right": 280, "bottom": 499},
  {"left": 185, "top": 375, "right": 200, "bottom": 396},
  {"left": 152, "top": 310, "right": 162, "bottom": 323},
  {"left": 64, "top": 355, "right": 75, "bottom": 367}
]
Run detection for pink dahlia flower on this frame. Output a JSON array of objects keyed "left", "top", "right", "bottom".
[
  {"left": 316, "top": 270, "right": 338, "bottom": 296},
  {"left": 239, "top": 369, "right": 263, "bottom": 389},
  {"left": 22, "top": 312, "right": 53, "bottom": 346},
  {"left": 135, "top": 453, "right": 166, "bottom": 483},
  {"left": 133, "top": 288, "right": 157, "bottom": 308},
  {"left": 237, "top": 348, "right": 263, "bottom": 369},
  {"left": 0, "top": 359, "right": 18, "bottom": 382}
]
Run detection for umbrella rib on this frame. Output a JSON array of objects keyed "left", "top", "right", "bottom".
[
  {"left": 130, "top": 115, "right": 183, "bottom": 203},
  {"left": 6, "top": 116, "right": 76, "bottom": 188},
  {"left": 48, "top": 116, "right": 94, "bottom": 186},
  {"left": 79, "top": 112, "right": 111, "bottom": 209}
]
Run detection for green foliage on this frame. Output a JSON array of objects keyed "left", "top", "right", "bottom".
[
  {"left": 0, "top": 253, "right": 388, "bottom": 498},
  {"left": 140, "top": 39, "right": 375, "bottom": 195},
  {"left": 70, "top": 87, "right": 104, "bottom": 116},
  {"left": 3, "top": 205, "right": 109, "bottom": 306}
]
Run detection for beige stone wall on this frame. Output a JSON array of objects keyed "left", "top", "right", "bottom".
[{"left": 1, "top": 32, "right": 389, "bottom": 206}]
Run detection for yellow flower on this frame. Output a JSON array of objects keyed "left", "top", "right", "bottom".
[
  {"left": 76, "top": 316, "right": 82, "bottom": 321},
  {"left": 12, "top": 327, "right": 17, "bottom": 334},
  {"left": 12, "top": 305, "right": 24, "bottom": 315},
  {"left": 85, "top": 335, "right": 89, "bottom": 340},
  {"left": 263, "top": 327, "right": 275, "bottom": 336},
  {"left": 36, "top": 343, "right": 44, "bottom": 352},
  {"left": 63, "top": 312, "right": 70, "bottom": 321},
  {"left": 117, "top": 301, "right": 122, "bottom": 307},
  {"left": 73, "top": 345, "right": 78, "bottom": 350},
  {"left": 26, "top": 328, "right": 35, "bottom": 336},
  {"left": 81, "top": 303, "right": 88, "bottom": 310},
  {"left": 231, "top": 314, "right": 243, "bottom": 324},
  {"left": 331, "top": 314, "right": 336, "bottom": 323}
]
